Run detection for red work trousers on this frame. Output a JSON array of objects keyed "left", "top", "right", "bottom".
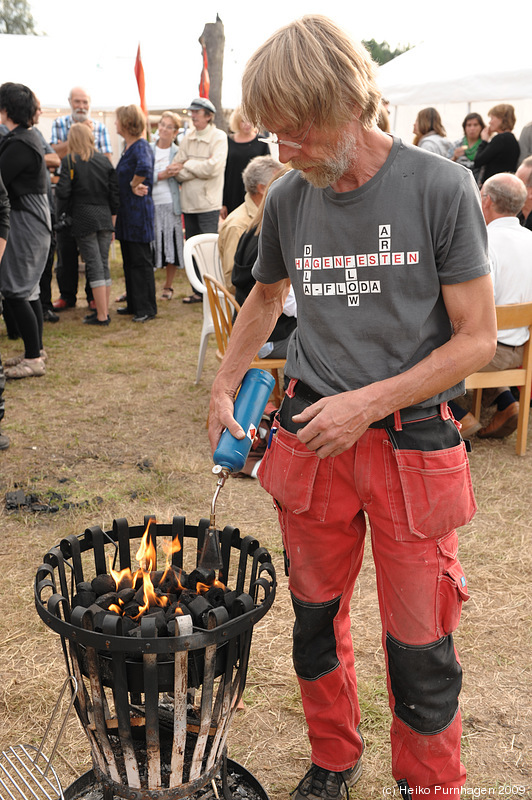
[{"left": 258, "top": 407, "right": 474, "bottom": 798}]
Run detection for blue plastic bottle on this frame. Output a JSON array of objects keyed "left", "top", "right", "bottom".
[{"left": 213, "top": 368, "right": 276, "bottom": 472}]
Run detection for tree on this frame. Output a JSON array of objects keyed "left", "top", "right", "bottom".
[
  {"left": 362, "top": 39, "right": 410, "bottom": 66},
  {"left": 0, "top": 0, "right": 38, "bottom": 34}
]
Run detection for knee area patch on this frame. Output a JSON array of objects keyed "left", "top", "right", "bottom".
[
  {"left": 292, "top": 593, "right": 340, "bottom": 681},
  {"left": 386, "top": 632, "right": 462, "bottom": 734}
]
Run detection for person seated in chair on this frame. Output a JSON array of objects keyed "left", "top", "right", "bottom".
[
  {"left": 456, "top": 173, "right": 532, "bottom": 439},
  {"left": 218, "top": 154, "right": 281, "bottom": 292}
]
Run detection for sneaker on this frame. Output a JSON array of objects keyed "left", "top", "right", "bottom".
[
  {"left": 292, "top": 760, "right": 363, "bottom": 800},
  {"left": 43, "top": 308, "right": 60, "bottom": 323}
]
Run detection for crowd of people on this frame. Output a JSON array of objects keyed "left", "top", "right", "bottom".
[{"left": 0, "top": 75, "right": 530, "bottom": 437}]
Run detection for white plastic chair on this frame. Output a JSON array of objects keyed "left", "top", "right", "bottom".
[{"left": 183, "top": 234, "right": 225, "bottom": 383}]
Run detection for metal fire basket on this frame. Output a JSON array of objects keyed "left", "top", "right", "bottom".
[{"left": 34, "top": 516, "right": 276, "bottom": 800}]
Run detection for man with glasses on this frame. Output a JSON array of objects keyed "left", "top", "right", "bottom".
[{"left": 208, "top": 15, "right": 496, "bottom": 800}]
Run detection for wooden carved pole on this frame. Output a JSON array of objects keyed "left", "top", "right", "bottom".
[{"left": 199, "top": 16, "right": 227, "bottom": 131}]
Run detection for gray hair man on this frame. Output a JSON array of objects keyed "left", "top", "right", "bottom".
[
  {"left": 218, "top": 154, "right": 281, "bottom": 291},
  {"left": 208, "top": 14, "right": 496, "bottom": 799},
  {"left": 464, "top": 173, "right": 532, "bottom": 439}
]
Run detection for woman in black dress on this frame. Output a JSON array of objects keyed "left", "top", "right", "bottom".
[
  {"left": 0, "top": 82, "right": 51, "bottom": 379},
  {"left": 221, "top": 106, "right": 270, "bottom": 219},
  {"left": 474, "top": 104, "right": 520, "bottom": 187}
]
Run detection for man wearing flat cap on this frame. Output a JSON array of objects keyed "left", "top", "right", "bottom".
[{"left": 173, "top": 97, "right": 228, "bottom": 303}]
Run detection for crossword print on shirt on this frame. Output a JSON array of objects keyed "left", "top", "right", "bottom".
[{"left": 295, "top": 224, "right": 420, "bottom": 307}]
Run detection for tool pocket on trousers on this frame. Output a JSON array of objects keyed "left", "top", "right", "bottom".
[
  {"left": 257, "top": 426, "right": 332, "bottom": 521},
  {"left": 386, "top": 440, "right": 477, "bottom": 540},
  {"left": 437, "top": 557, "right": 470, "bottom": 635}
]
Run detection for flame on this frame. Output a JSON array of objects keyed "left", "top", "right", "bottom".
[
  {"left": 133, "top": 570, "right": 169, "bottom": 620},
  {"left": 161, "top": 534, "right": 182, "bottom": 560},
  {"left": 159, "top": 534, "right": 183, "bottom": 587},
  {"left": 135, "top": 519, "right": 157, "bottom": 572},
  {"left": 108, "top": 562, "right": 139, "bottom": 591},
  {"left": 100, "top": 520, "right": 226, "bottom": 623}
]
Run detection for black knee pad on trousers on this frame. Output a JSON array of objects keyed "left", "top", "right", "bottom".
[
  {"left": 292, "top": 593, "right": 341, "bottom": 681},
  {"left": 386, "top": 632, "right": 462, "bottom": 734}
]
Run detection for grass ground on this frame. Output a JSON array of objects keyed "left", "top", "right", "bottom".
[{"left": 0, "top": 259, "right": 530, "bottom": 798}]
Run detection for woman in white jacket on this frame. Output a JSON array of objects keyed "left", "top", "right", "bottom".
[{"left": 173, "top": 97, "right": 228, "bottom": 304}]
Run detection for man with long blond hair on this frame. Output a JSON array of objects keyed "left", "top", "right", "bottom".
[{"left": 209, "top": 15, "right": 497, "bottom": 800}]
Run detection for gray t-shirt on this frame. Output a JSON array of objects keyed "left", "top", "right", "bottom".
[{"left": 252, "top": 137, "right": 490, "bottom": 406}]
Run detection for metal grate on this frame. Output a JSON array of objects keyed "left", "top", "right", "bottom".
[{"left": 0, "top": 677, "right": 77, "bottom": 800}]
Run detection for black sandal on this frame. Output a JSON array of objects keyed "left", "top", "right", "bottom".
[{"left": 182, "top": 293, "right": 202, "bottom": 304}]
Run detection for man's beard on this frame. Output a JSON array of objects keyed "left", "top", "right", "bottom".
[
  {"left": 72, "top": 108, "right": 89, "bottom": 122},
  {"left": 292, "top": 133, "right": 357, "bottom": 188}
]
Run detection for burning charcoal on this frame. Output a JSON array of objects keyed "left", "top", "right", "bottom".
[
  {"left": 165, "top": 601, "right": 192, "bottom": 622},
  {"left": 76, "top": 581, "right": 93, "bottom": 593},
  {"left": 94, "top": 591, "right": 119, "bottom": 610},
  {"left": 72, "top": 589, "right": 97, "bottom": 609},
  {"left": 143, "top": 609, "right": 167, "bottom": 635},
  {"left": 85, "top": 603, "right": 119, "bottom": 631},
  {"left": 133, "top": 585, "right": 146, "bottom": 605},
  {"left": 187, "top": 595, "right": 213, "bottom": 626},
  {"left": 178, "top": 588, "right": 197, "bottom": 606},
  {"left": 117, "top": 587, "right": 135, "bottom": 604},
  {"left": 222, "top": 590, "right": 238, "bottom": 614},
  {"left": 91, "top": 573, "right": 116, "bottom": 596},
  {"left": 123, "top": 602, "right": 141, "bottom": 618},
  {"left": 149, "top": 570, "right": 164, "bottom": 588},
  {"left": 120, "top": 616, "right": 138, "bottom": 635},
  {"left": 157, "top": 590, "right": 178, "bottom": 607},
  {"left": 204, "top": 585, "right": 225, "bottom": 607},
  {"left": 187, "top": 567, "right": 215, "bottom": 590},
  {"left": 115, "top": 573, "right": 134, "bottom": 592},
  {"left": 158, "top": 566, "right": 186, "bottom": 594}
]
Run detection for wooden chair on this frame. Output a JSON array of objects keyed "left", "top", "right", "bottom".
[
  {"left": 203, "top": 274, "right": 287, "bottom": 407},
  {"left": 183, "top": 234, "right": 225, "bottom": 384},
  {"left": 465, "top": 302, "right": 532, "bottom": 456}
]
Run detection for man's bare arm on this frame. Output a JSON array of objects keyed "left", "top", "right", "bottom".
[
  {"left": 294, "top": 273, "right": 497, "bottom": 458},
  {"left": 208, "top": 278, "right": 290, "bottom": 451}
]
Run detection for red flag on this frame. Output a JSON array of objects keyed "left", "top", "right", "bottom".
[
  {"left": 134, "top": 44, "right": 148, "bottom": 116},
  {"left": 199, "top": 42, "right": 210, "bottom": 98}
]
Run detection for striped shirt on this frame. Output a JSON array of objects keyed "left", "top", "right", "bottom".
[{"left": 50, "top": 115, "right": 112, "bottom": 154}]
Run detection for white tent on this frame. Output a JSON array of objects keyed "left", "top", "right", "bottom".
[{"left": 378, "top": 38, "right": 532, "bottom": 143}]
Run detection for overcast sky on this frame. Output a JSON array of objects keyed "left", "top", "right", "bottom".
[{"left": 28, "top": 0, "right": 530, "bottom": 114}]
